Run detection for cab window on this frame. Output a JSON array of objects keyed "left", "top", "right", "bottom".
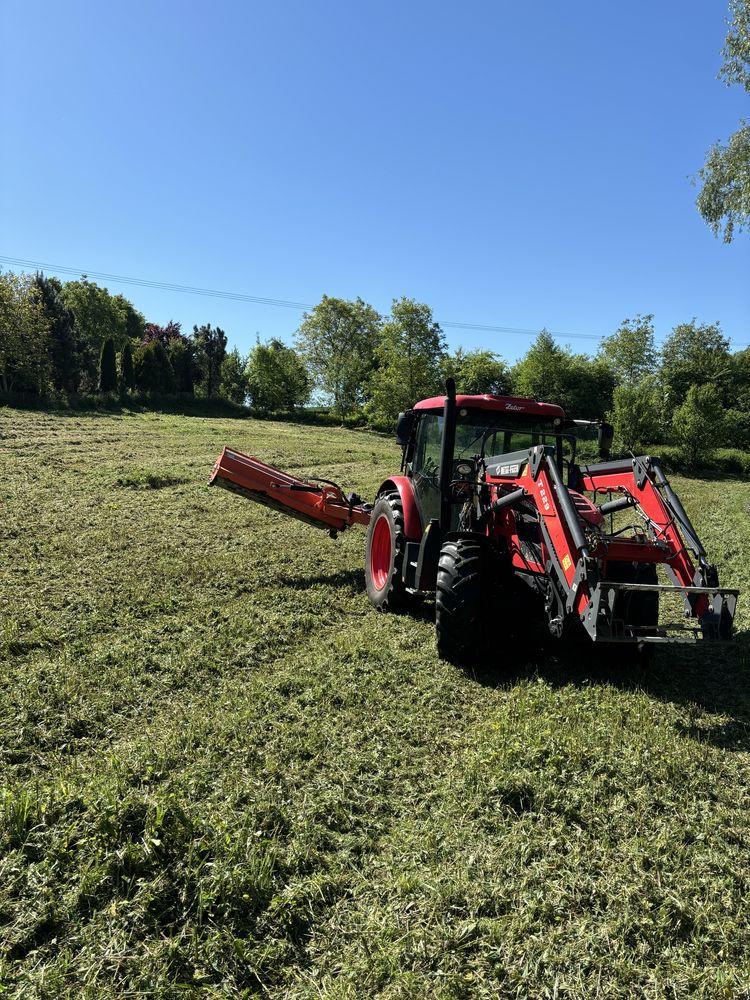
[{"left": 411, "top": 414, "right": 442, "bottom": 524}]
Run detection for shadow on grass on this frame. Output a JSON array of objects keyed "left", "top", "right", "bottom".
[
  {"left": 266, "top": 565, "right": 750, "bottom": 748},
  {"left": 466, "top": 629, "right": 750, "bottom": 751},
  {"left": 283, "top": 568, "right": 367, "bottom": 593},
  {"left": 279, "top": 567, "right": 435, "bottom": 622}
]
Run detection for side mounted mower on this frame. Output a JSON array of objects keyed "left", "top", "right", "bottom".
[{"left": 209, "top": 380, "right": 737, "bottom": 662}]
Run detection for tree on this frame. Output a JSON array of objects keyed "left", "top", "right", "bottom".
[
  {"left": 598, "top": 315, "right": 657, "bottom": 386},
  {"left": 113, "top": 295, "right": 146, "bottom": 342},
  {"left": 134, "top": 340, "right": 175, "bottom": 393},
  {"left": 368, "top": 298, "right": 446, "bottom": 423},
  {"left": 140, "top": 322, "right": 194, "bottom": 393},
  {"left": 0, "top": 271, "right": 51, "bottom": 395},
  {"left": 219, "top": 347, "right": 248, "bottom": 404},
  {"left": 660, "top": 320, "right": 732, "bottom": 412},
  {"left": 512, "top": 331, "right": 614, "bottom": 419},
  {"left": 441, "top": 348, "right": 512, "bottom": 395},
  {"left": 730, "top": 346, "right": 750, "bottom": 411},
  {"left": 193, "top": 324, "right": 227, "bottom": 397},
  {"left": 98, "top": 338, "right": 117, "bottom": 392},
  {"left": 61, "top": 278, "right": 129, "bottom": 389},
  {"left": 512, "top": 331, "right": 571, "bottom": 403},
  {"left": 34, "top": 273, "right": 80, "bottom": 392},
  {"left": 167, "top": 337, "right": 196, "bottom": 394},
  {"left": 562, "top": 355, "right": 616, "bottom": 420},
  {"left": 121, "top": 341, "right": 135, "bottom": 391},
  {"left": 143, "top": 320, "right": 184, "bottom": 347},
  {"left": 245, "top": 338, "right": 311, "bottom": 412},
  {"left": 295, "top": 296, "right": 381, "bottom": 420},
  {"left": 609, "top": 378, "right": 662, "bottom": 452},
  {"left": 696, "top": 0, "right": 750, "bottom": 241},
  {"left": 672, "top": 384, "right": 726, "bottom": 467}
]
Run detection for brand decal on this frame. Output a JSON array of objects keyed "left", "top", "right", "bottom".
[
  {"left": 500, "top": 463, "right": 520, "bottom": 476},
  {"left": 505, "top": 403, "right": 524, "bottom": 411}
]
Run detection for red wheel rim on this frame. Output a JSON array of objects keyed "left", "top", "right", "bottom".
[{"left": 370, "top": 514, "right": 392, "bottom": 591}]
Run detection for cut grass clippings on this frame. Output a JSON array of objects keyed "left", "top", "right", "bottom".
[{"left": 1, "top": 406, "right": 749, "bottom": 998}]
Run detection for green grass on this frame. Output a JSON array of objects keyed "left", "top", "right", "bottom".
[{"left": 1, "top": 407, "right": 749, "bottom": 999}]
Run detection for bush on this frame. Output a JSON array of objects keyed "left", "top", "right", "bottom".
[
  {"left": 671, "top": 383, "right": 725, "bottom": 469},
  {"left": 640, "top": 445, "right": 750, "bottom": 477},
  {"left": 722, "top": 408, "right": 750, "bottom": 450},
  {"left": 134, "top": 341, "right": 175, "bottom": 394},
  {"left": 609, "top": 378, "right": 661, "bottom": 452},
  {"left": 713, "top": 448, "right": 750, "bottom": 476}
]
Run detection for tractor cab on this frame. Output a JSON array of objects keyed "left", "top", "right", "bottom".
[{"left": 396, "top": 390, "right": 605, "bottom": 532}]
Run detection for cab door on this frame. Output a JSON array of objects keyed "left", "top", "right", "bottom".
[{"left": 409, "top": 413, "right": 443, "bottom": 525}]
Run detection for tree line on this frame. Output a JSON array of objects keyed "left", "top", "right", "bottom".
[
  {"left": 0, "top": 271, "right": 233, "bottom": 404},
  {"left": 1, "top": 270, "right": 749, "bottom": 464},
  {"left": 293, "top": 297, "right": 750, "bottom": 464}
]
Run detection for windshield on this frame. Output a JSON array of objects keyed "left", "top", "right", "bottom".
[{"left": 452, "top": 410, "right": 573, "bottom": 464}]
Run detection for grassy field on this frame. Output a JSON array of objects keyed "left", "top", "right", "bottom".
[{"left": 1, "top": 407, "right": 750, "bottom": 999}]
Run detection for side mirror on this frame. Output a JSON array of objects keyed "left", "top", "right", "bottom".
[
  {"left": 597, "top": 422, "right": 614, "bottom": 459},
  {"left": 396, "top": 410, "right": 415, "bottom": 447}
]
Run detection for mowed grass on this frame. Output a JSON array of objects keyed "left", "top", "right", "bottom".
[{"left": 1, "top": 407, "right": 750, "bottom": 1000}]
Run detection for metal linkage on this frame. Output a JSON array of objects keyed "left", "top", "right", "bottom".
[{"left": 209, "top": 448, "right": 372, "bottom": 535}]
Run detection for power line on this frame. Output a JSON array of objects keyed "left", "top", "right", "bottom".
[
  {"left": 0, "top": 255, "right": 312, "bottom": 310},
  {"left": 2, "top": 254, "right": 746, "bottom": 348},
  {"left": 0, "top": 254, "right": 600, "bottom": 342}
]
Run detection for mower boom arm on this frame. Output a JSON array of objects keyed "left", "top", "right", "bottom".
[{"left": 209, "top": 447, "right": 372, "bottom": 537}]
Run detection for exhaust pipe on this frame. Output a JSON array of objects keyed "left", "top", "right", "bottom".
[{"left": 439, "top": 378, "right": 457, "bottom": 533}]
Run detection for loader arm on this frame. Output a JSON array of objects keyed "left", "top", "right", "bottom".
[
  {"left": 484, "top": 446, "right": 738, "bottom": 643},
  {"left": 209, "top": 447, "right": 372, "bottom": 537}
]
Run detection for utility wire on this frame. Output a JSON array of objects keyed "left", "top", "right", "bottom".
[
  {"left": 0, "top": 254, "right": 600, "bottom": 342},
  {"left": 0, "top": 255, "right": 312, "bottom": 310},
  {"left": 2, "top": 254, "right": 746, "bottom": 347}
]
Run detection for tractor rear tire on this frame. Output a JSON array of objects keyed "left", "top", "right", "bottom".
[
  {"left": 365, "top": 491, "right": 411, "bottom": 612},
  {"left": 435, "top": 537, "right": 489, "bottom": 665}
]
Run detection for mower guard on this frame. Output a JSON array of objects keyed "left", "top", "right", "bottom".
[{"left": 209, "top": 447, "right": 372, "bottom": 536}]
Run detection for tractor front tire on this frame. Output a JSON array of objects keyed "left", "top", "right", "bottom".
[
  {"left": 435, "top": 537, "right": 489, "bottom": 665},
  {"left": 365, "top": 491, "right": 411, "bottom": 612}
]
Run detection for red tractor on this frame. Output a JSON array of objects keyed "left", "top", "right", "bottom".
[{"left": 210, "top": 380, "right": 737, "bottom": 662}]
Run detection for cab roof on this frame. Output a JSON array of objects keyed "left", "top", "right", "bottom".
[{"left": 413, "top": 394, "right": 566, "bottom": 419}]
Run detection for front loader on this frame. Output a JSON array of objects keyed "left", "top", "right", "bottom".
[{"left": 209, "top": 380, "right": 738, "bottom": 663}]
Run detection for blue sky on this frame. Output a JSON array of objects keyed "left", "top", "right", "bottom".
[{"left": 2, "top": 0, "right": 748, "bottom": 361}]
